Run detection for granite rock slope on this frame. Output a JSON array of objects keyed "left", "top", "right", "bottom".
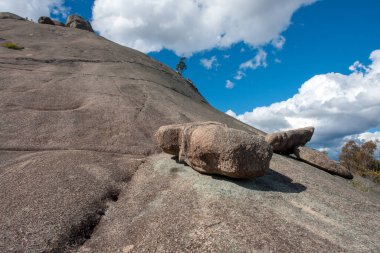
[
  {"left": 79, "top": 153, "right": 380, "bottom": 253},
  {"left": 0, "top": 12, "right": 24, "bottom": 20},
  {"left": 0, "top": 14, "right": 379, "bottom": 253}
]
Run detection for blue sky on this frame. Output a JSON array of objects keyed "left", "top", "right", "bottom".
[
  {"left": 2, "top": 0, "right": 380, "bottom": 158},
  {"left": 150, "top": 0, "right": 380, "bottom": 112}
]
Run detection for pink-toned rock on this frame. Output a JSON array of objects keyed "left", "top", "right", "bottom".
[
  {"left": 156, "top": 122, "right": 273, "bottom": 179},
  {"left": 294, "top": 146, "right": 353, "bottom": 179},
  {"left": 265, "top": 127, "right": 314, "bottom": 154},
  {"left": 154, "top": 123, "right": 185, "bottom": 155},
  {"left": 66, "top": 15, "right": 94, "bottom": 32}
]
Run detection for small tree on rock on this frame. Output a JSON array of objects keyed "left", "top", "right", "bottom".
[{"left": 176, "top": 57, "right": 187, "bottom": 76}]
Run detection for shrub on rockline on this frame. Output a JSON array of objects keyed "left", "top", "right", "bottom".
[
  {"left": 1, "top": 42, "right": 24, "bottom": 50},
  {"left": 366, "top": 170, "right": 380, "bottom": 183}
]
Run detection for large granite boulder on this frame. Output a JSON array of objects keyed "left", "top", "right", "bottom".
[
  {"left": 0, "top": 12, "right": 25, "bottom": 20},
  {"left": 294, "top": 146, "right": 353, "bottom": 179},
  {"left": 265, "top": 126, "right": 314, "bottom": 154},
  {"left": 38, "top": 16, "right": 65, "bottom": 27},
  {"left": 156, "top": 122, "right": 273, "bottom": 179},
  {"left": 38, "top": 16, "right": 55, "bottom": 25},
  {"left": 65, "top": 14, "right": 94, "bottom": 32}
]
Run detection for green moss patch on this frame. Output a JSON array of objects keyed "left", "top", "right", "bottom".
[{"left": 1, "top": 42, "right": 24, "bottom": 50}]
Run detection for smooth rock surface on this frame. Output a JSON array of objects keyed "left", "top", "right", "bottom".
[
  {"left": 79, "top": 153, "right": 380, "bottom": 253},
  {"left": 0, "top": 12, "right": 25, "bottom": 20},
  {"left": 294, "top": 146, "right": 353, "bottom": 179},
  {"left": 266, "top": 126, "right": 314, "bottom": 154},
  {"left": 0, "top": 15, "right": 379, "bottom": 253},
  {"left": 66, "top": 14, "right": 94, "bottom": 32}
]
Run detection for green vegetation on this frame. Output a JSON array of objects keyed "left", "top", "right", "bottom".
[
  {"left": 340, "top": 139, "right": 380, "bottom": 183},
  {"left": 1, "top": 42, "right": 24, "bottom": 50},
  {"left": 366, "top": 170, "right": 380, "bottom": 183},
  {"left": 350, "top": 179, "right": 369, "bottom": 192},
  {"left": 176, "top": 57, "right": 187, "bottom": 76}
]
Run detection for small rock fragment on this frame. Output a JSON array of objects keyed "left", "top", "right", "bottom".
[
  {"left": 265, "top": 127, "right": 314, "bottom": 154},
  {"left": 294, "top": 146, "right": 353, "bottom": 179}
]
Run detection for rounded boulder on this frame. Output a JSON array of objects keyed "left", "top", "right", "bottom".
[{"left": 180, "top": 123, "right": 273, "bottom": 179}]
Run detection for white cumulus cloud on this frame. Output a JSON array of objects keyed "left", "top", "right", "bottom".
[
  {"left": 344, "top": 131, "right": 380, "bottom": 144},
  {"left": 349, "top": 61, "right": 370, "bottom": 73},
  {"left": 356, "top": 131, "right": 380, "bottom": 142},
  {"left": 234, "top": 70, "right": 246, "bottom": 80},
  {"left": 225, "top": 80, "right": 235, "bottom": 89},
  {"left": 227, "top": 49, "right": 380, "bottom": 155},
  {"left": 0, "top": 0, "right": 68, "bottom": 21},
  {"left": 226, "top": 109, "right": 237, "bottom": 117},
  {"left": 235, "top": 49, "right": 267, "bottom": 80},
  {"left": 92, "top": 0, "right": 315, "bottom": 55},
  {"left": 239, "top": 48, "right": 268, "bottom": 70},
  {"left": 200, "top": 56, "right": 218, "bottom": 70},
  {"left": 271, "top": 35, "right": 286, "bottom": 50}
]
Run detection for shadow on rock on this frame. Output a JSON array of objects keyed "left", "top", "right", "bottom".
[
  {"left": 171, "top": 156, "right": 186, "bottom": 164},
  {"left": 171, "top": 156, "right": 306, "bottom": 193},
  {"left": 212, "top": 169, "right": 306, "bottom": 193}
]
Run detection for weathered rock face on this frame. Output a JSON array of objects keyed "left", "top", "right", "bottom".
[
  {"left": 1, "top": 14, "right": 379, "bottom": 253},
  {"left": 156, "top": 122, "right": 273, "bottom": 179},
  {"left": 38, "top": 16, "right": 55, "bottom": 25},
  {"left": 180, "top": 122, "right": 272, "bottom": 179},
  {"left": 66, "top": 14, "right": 94, "bottom": 32},
  {"left": 53, "top": 20, "right": 65, "bottom": 26},
  {"left": 154, "top": 123, "right": 185, "bottom": 155},
  {"left": 294, "top": 146, "right": 353, "bottom": 179},
  {"left": 265, "top": 126, "right": 314, "bottom": 154},
  {"left": 37, "top": 16, "right": 65, "bottom": 27},
  {"left": 0, "top": 12, "right": 25, "bottom": 20}
]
